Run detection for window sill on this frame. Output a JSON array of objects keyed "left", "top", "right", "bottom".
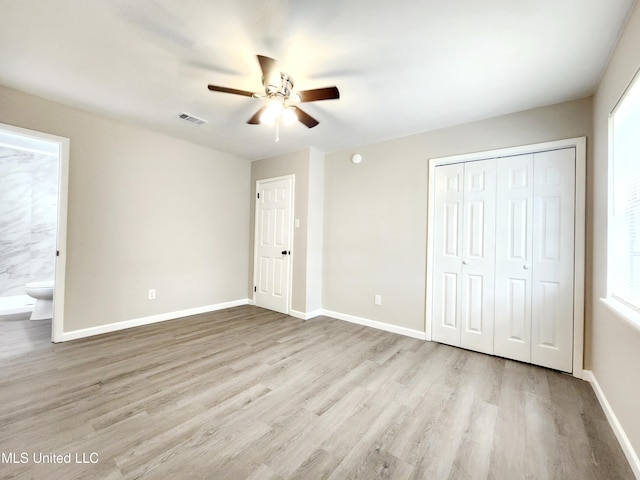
[{"left": 600, "top": 297, "right": 640, "bottom": 333}]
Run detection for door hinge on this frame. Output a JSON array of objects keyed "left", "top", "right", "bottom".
[
  {"left": 254, "top": 286, "right": 257, "bottom": 292},
  {"left": 56, "top": 250, "right": 59, "bottom": 257},
  {"left": 257, "top": 192, "right": 260, "bottom": 199}
]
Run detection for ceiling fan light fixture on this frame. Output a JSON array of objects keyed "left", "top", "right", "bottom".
[
  {"left": 266, "top": 97, "right": 284, "bottom": 115},
  {"left": 259, "top": 109, "right": 276, "bottom": 126},
  {"left": 282, "top": 107, "right": 297, "bottom": 126}
]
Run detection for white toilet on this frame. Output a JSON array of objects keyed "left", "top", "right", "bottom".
[{"left": 24, "top": 280, "right": 54, "bottom": 321}]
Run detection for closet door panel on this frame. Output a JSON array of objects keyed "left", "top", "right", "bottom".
[
  {"left": 494, "top": 154, "right": 534, "bottom": 363},
  {"left": 460, "top": 159, "right": 496, "bottom": 354},
  {"left": 531, "top": 148, "right": 575, "bottom": 372},
  {"left": 432, "top": 163, "right": 464, "bottom": 347}
]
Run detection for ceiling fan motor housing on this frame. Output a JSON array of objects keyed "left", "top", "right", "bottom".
[{"left": 265, "top": 72, "right": 294, "bottom": 99}]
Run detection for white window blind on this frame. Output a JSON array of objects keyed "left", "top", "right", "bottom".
[{"left": 609, "top": 70, "right": 640, "bottom": 314}]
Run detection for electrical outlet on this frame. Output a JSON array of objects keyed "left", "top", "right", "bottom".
[
  {"left": 374, "top": 294, "right": 382, "bottom": 306},
  {"left": 148, "top": 289, "right": 156, "bottom": 300}
]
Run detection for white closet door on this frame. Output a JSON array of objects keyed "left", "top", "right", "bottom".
[
  {"left": 531, "top": 148, "right": 575, "bottom": 372},
  {"left": 494, "top": 149, "right": 575, "bottom": 372},
  {"left": 432, "top": 163, "right": 464, "bottom": 347},
  {"left": 460, "top": 159, "right": 496, "bottom": 354},
  {"left": 494, "top": 154, "right": 534, "bottom": 362},
  {"left": 431, "top": 145, "right": 578, "bottom": 373}
]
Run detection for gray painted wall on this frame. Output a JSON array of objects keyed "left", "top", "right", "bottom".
[
  {"left": 306, "top": 148, "right": 324, "bottom": 313},
  {"left": 0, "top": 85, "right": 251, "bottom": 332},
  {"left": 591, "top": 0, "right": 640, "bottom": 462},
  {"left": 322, "top": 97, "right": 592, "bottom": 333}
]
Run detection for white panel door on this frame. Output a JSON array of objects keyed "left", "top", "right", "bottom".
[
  {"left": 494, "top": 154, "right": 534, "bottom": 362},
  {"left": 460, "top": 159, "right": 496, "bottom": 354},
  {"left": 254, "top": 177, "right": 293, "bottom": 314},
  {"left": 494, "top": 149, "right": 575, "bottom": 372},
  {"left": 432, "top": 160, "right": 496, "bottom": 351},
  {"left": 432, "top": 163, "right": 464, "bottom": 347},
  {"left": 531, "top": 149, "right": 575, "bottom": 372}
]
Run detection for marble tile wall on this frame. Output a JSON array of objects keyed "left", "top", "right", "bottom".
[{"left": 0, "top": 146, "right": 58, "bottom": 297}]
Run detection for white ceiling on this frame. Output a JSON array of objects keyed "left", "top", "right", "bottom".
[{"left": 0, "top": 0, "right": 635, "bottom": 160}]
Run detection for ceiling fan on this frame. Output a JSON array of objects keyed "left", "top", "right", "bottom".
[{"left": 207, "top": 55, "right": 340, "bottom": 132}]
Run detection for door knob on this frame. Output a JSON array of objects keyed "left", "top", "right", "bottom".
[
  {"left": 281, "top": 250, "right": 290, "bottom": 256},
  {"left": 523, "top": 264, "right": 530, "bottom": 270},
  {"left": 462, "top": 260, "right": 468, "bottom": 265}
]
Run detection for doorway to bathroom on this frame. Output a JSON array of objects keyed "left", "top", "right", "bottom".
[{"left": 0, "top": 123, "right": 69, "bottom": 344}]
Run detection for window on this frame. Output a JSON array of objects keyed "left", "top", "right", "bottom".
[{"left": 608, "top": 69, "right": 640, "bottom": 322}]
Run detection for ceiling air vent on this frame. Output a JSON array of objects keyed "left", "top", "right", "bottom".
[{"left": 178, "top": 112, "right": 209, "bottom": 126}]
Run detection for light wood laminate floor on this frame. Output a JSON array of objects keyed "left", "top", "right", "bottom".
[{"left": 0, "top": 306, "right": 634, "bottom": 479}]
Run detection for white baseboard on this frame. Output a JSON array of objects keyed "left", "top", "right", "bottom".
[
  {"left": 59, "top": 299, "right": 250, "bottom": 342},
  {"left": 305, "top": 309, "right": 323, "bottom": 319},
  {"left": 289, "top": 309, "right": 323, "bottom": 320},
  {"left": 320, "top": 309, "right": 427, "bottom": 340},
  {"left": 583, "top": 370, "right": 640, "bottom": 478}
]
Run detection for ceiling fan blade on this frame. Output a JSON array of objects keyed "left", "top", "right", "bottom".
[
  {"left": 297, "top": 86, "right": 340, "bottom": 102},
  {"left": 207, "top": 85, "right": 255, "bottom": 97},
  {"left": 247, "top": 107, "right": 267, "bottom": 125},
  {"left": 294, "top": 107, "right": 319, "bottom": 128},
  {"left": 257, "top": 55, "right": 277, "bottom": 84}
]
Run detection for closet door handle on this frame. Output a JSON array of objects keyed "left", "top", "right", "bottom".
[
  {"left": 523, "top": 264, "right": 530, "bottom": 270},
  {"left": 462, "top": 260, "right": 468, "bottom": 265}
]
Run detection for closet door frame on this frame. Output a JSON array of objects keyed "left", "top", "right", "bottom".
[{"left": 426, "top": 137, "right": 586, "bottom": 378}]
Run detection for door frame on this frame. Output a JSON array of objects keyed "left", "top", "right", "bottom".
[
  {"left": 426, "top": 136, "right": 586, "bottom": 378},
  {"left": 252, "top": 174, "right": 296, "bottom": 314},
  {"left": 0, "top": 122, "right": 70, "bottom": 343}
]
